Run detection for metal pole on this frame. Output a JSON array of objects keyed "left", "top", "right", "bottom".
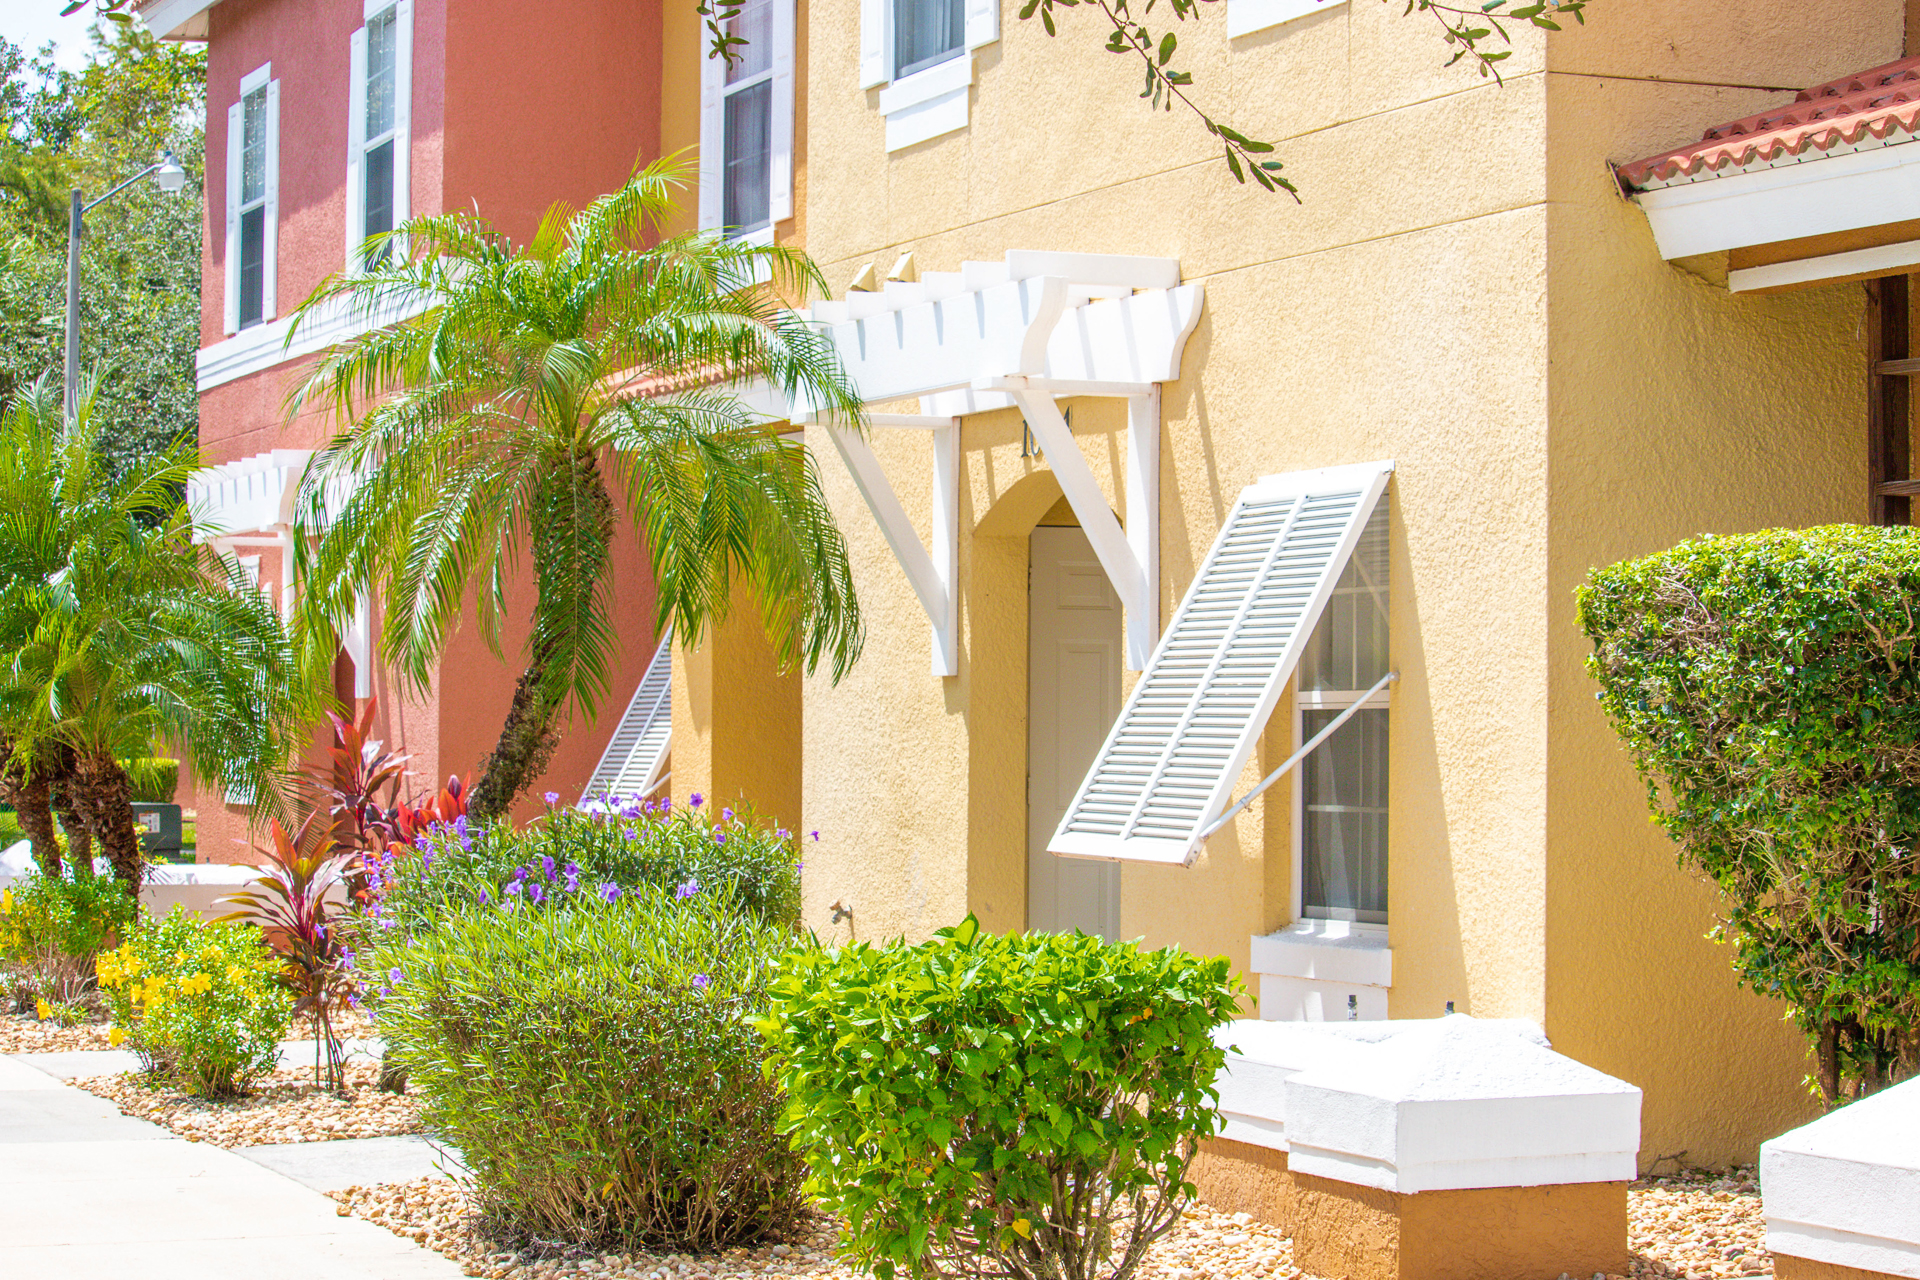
[{"left": 63, "top": 188, "right": 82, "bottom": 422}]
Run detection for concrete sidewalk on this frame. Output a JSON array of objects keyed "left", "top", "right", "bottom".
[{"left": 0, "top": 1054, "right": 468, "bottom": 1279}]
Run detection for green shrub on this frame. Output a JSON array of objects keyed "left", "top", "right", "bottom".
[
  {"left": 367, "top": 797, "right": 801, "bottom": 936},
  {"left": 120, "top": 758, "right": 180, "bottom": 805},
  {"left": 0, "top": 809, "right": 23, "bottom": 850},
  {"left": 757, "top": 918, "right": 1241, "bottom": 1280},
  {"left": 96, "top": 908, "right": 291, "bottom": 1096},
  {"left": 364, "top": 886, "right": 802, "bottom": 1250},
  {"left": 1579, "top": 525, "right": 1920, "bottom": 1102},
  {"left": 0, "top": 867, "right": 137, "bottom": 1007}
]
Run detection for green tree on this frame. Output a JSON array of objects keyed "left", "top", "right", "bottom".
[
  {"left": 0, "top": 22, "right": 202, "bottom": 472},
  {"left": 0, "top": 373, "right": 318, "bottom": 890},
  {"left": 1580, "top": 527, "right": 1920, "bottom": 1104},
  {"left": 287, "top": 161, "right": 865, "bottom": 823}
]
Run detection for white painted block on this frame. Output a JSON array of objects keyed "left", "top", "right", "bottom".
[
  {"left": 1763, "top": 1075, "right": 1920, "bottom": 1278},
  {"left": 1260, "top": 974, "right": 1388, "bottom": 1022}
]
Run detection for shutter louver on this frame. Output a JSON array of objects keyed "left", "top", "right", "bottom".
[
  {"left": 769, "top": 0, "right": 796, "bottom": 223},
  {"left": 697, "top": 40, "right": 724, "bottom": 231},
  {"left": 1049, "top": 460, "right": 1394, "bottom": 866},
  {"left": 346, "top": 26, "right": 367, "bottom": 268},
  {"left": 581, "top": 626, "right": 675, "bottom": 801},
  {"left": 859, "top": 0, "right": 888, "bottom": 89}
]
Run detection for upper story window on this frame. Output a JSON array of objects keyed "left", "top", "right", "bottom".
[
  {"left": 1296, "top": 501, "right": 1390, "bottom": 925},
  {"left": 699, "top": 0, "right": 793, "bottom": 241},
  {"left": 349, "top": 0, "right": 413, "bottom": 270},
  {"left": 858, "top": 0, "right": 997, "bottom": 151},
  {"left": 223, "top": 62, "right": 278, "bottom": 333},
  {"left": 895, "top": 0, "right": 964, "bottom": 78}
]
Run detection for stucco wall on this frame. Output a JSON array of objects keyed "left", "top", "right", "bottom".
[{"left": 1539, "top": 0, "right": 1905, "bottom": 1164}]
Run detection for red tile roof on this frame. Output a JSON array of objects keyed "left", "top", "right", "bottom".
[{"left": 1619, "top": 55, "right": 1920, "bottom": 192}]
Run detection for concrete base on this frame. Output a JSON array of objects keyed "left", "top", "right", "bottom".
[
  {"left": 1774, "top": 1257, "right": 1908, "bottom": 1280},
  {"left": 1190, "top": 1137, "right": 1630, "bottom": 1280}
]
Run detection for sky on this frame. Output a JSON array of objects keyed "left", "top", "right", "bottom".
[{"left": 0, "top": 3, "right": 115, "bottom": 74}]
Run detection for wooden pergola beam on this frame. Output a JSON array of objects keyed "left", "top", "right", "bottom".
[{"left": 1868, "top": 274, "right": 1911, "bottom": 526}]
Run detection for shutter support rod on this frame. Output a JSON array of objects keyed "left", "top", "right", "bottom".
[{"left": 1199, "top": 670, "right": 1398, "bottom": 843}]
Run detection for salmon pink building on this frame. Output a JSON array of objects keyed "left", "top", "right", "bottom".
[{"left": 139, "top": 0, "right": 669, "bottom": 857}]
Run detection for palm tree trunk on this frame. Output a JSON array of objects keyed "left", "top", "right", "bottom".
[
  {"left": 14, "top": 775, "right": 62, "bottom": 878},
  {"left": 67, "top": 753, "right": 143, "bottom": 893},
  {"left": 467, "top": 652, "right": 564, "bottom": 823},
  {"left": 51, "top": 782, "right": 91, "bottom": 875}
]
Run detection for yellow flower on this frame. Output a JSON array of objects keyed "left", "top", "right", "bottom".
[
  {"left": 108, "top": 1026, "right": 125, "bottom": 1047},
  {"left": 35, "top": 999, "right": 49, "bottom": 1021},
  {"left": 1, "top": 888, "right": 12, "bottom": 913}
]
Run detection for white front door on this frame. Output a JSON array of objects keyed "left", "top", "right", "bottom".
[{"left": 1027, "top": 525, "right": 1122, "bottom": 939}]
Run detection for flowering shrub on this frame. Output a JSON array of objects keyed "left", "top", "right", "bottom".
[
  {"left": 364, "top": 883, "right": 802, "bottom": 1250},
  {"left": 0, "top": 867, "right": 136, "bottom": 1007},
  {"left": 97, "top": 908, "right": 292, "bottom": 1096},
  {"left": 363, "top": 795, "right": 801, "bottom": 938},
  {"left": 758, "top": 918, "right": 1241, "bottom": 1280}
]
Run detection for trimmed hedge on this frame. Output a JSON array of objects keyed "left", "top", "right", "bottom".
[{"left": 1579, "top": 525, "right": 1920, "bottom": 1100}]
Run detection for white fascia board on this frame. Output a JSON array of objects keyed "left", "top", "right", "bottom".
[
  {"left": 1729, "top": 237, "right": 1920, "bottom": 293},
  {"left": 139, "top": 0, "right": 218, "bottom": 40},
  {"left": 196, "top": 289, "right": 433, "bottom": 391},
  {"left": 1760, "top": 1076, "right": 1920, "bottom": 1275},
  {"left": 1632, "top": 137, "right": 1920, "bottom": 260},
  {"left": 1250, "top": 920, "right": 1392, "bottom": 988}
]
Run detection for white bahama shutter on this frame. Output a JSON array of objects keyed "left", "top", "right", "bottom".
[
  {"left": 697, "top": 37, "right": 724, "bottom": 231},
  {"left": 581, "top": 626, "right": 675, "bottom": 801},
  {"left": 262, "top": 78, "right": 280, "bottom": 321},
  {"left": 859, "top": 0, "right": 888, "bottom": 89},
  {"left": 965, "top": 0, "right": 998, "bottom": 50},
  {"left": 769, "top": 0, "right": 795, "bottom": 223},
  {"left": 1049, "top": 460, "right": 1394, "bottom": 866},
  {"left": 346, "top": 24, "right": 367, "bottom": 267},
  {"left": 223, "top": 100, "right": 242, "bottom": 334},
  {"left": 392, "top": 0, "right": 413, "bottom": 233}
]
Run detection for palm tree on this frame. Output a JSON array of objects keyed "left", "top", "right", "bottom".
[
  {"left": 0, "top": 373, "right": 318, "bottom": 889},
  {"left": 286, "top": 159, "right": 866, "bottom": 822}
]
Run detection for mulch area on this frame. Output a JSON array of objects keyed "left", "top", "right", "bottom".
[
  {"left": 72, "top": 1058, "right": 422, "bottom": 1146},
  {"left": 329, "top": 1167, "right": 1771, "bottom": 1280}
]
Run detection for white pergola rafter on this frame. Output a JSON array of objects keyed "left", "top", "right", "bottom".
[{"left": 797, "top": 251, "right": 1203, "bottom": 675}]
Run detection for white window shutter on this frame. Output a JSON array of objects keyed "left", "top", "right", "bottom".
[
  {"left": 1049, "top": 460, "right": 1395, "bottom": 867},
  {"left": 859, "top": 0, "right": 888, "bottom": 89},
  {"left": 965, "top": 0, "right": 998, "bottom": 50},
  {"left": 393, "top": 0, "right": 413, "bottom": 230},
  {"left": 697, "top": 44, "right": 724, "bottom": 231},
  {"left": 262, "top": 79, "right": 280, "bottom": 321},
  {"left": 346, "top": 25, "right": 367, "bottom": 268},
  {"left": 582, "top": 627, "right": 675, "bottom": 801},
  {"left": 769, "top": 0, "right": 795, "bottom": 223},
  {"left": 223, "top": 100, "right": 241, "bottom": 334}
]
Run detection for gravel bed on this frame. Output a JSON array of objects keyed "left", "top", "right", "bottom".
[
  {"left": 0, "top": 1011, "right": 113, "bottom": 1053},
  {"left": 333, "top": 1167, "right": 1773, "bottom": 1280},
  {"left": 327, "top": 1183, "right": 1307, "bottom": 1280},
  {"left": 1629, "top": 1168, "right": 1768, "bottom": 1279},
  {"left": 74, "top": 1059, "right": 421, "bottom": 1146}
]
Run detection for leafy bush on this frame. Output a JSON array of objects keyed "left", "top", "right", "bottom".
[
  {"left": 758, "top": 918, "right": 1241, "bottom": 1280},
  {"left": 120, "top": 758, "right": 180, "bottom": 804},
  {"left": 366, "top": 797, "right": 800, "bottom": 937},
  {"left": 364, "top": 886, "right": 801, "bottom": 1250},
  {"left": 1579, "top": 526, "right": 1920, "bottom": 1102},
  {"left": 0, "top": 809, "right": 23, "bottom": 850},
  {"left": 0, "top": 866, "right": 136, "bottom": 1006},
  {"left": 96, "top": 907, "right": 292, "bottom": 1096}
]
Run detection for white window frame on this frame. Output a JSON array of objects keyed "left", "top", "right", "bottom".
[
  {"left": 859, "top": 0, "right": 996, "bottom": 151},
  {"left": 699, "top": 0, "right": 794, "bottom": 239},
  {"left": 223, "top": 61, "right": 278, "bottom": 334},
  {"left": 346, "top": 0, "right": 413, "bottom": 271},
  {"left": 1227, "top": 0, "right": 1346, "bottom": 39}
]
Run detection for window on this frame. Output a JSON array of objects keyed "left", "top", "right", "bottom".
[
  {"left": 223, "top": 63, "right": 278, "bottom": 334},
  {"left": 895, "top": 0, "right": 964, "bottom": 78},
  {"left": 859, "top": 0, "right": 997, "bottom": 151},
  {"left": 699, "top": 0, "right": 793, "bottom": 239},
  {"left": 348, "top": 0, "right": 412, "bottom": 270},
  {"left": 1297, "top": 501, "right": 1389, "bottom": 924}
]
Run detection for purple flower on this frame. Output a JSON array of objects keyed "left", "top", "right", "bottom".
[
  {"left": 422, "top": 848, "right": 434, "bottom": 871},
  {"left": 811, "top": 831, "right": 820, "bottom": 842},
  {"left": 722, "top": 807, "right": 734, "bottom": 822},
  {"left": 415, "top": 835, "right": 431, "bottom": 851},
  {"left": 505, "top": 880, "right": 524, "bottom": 897},
  {"left": 388, "top": 967, "right": 404, "bottom": 984},
  {"left": 622, "top": 827, "right": 637, "bottom": 840},
  {"left": 598, "top": 882, "right": 620, "bottom": 903},
  {"left": 691, "top": 973, "right": 710, "bottom": 989},
  {"left": 776, "top": 829, "right": 791, "bottom": 840},
  {"left": 510, "top": 865, "right": 529, "bottom": 882},
  {"left": 690, "top": 792, "right": 703, "bottom": 809},
  {"left": 379, "top": 986, "right": 392, "bottom": 997},
  {"left": 675, "top": 878, "right": 700, "bottom": 900},
  {"left": 714, "top": 831, "right": 727, "bottom": 844},
  {"left": 528, "top": 883, "right": 546, "bottom": 905},
  {"left": 541, "top": 856, "right": 556, "bottom": 880},
  {"left": 544, "top": 791, "right": 560, "bottom": 805},
  {"left": 477, "top": 888, "right": 491, "bottom": 906},
  {"left": 564, "top": 870, "right": 581, "bottom": 893},
  {"left": 453, "top": 815, "right": 468, "bottom": 837}
]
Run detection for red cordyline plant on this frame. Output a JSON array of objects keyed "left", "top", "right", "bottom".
[{"left": 218, "top": 816, "right": 357, "bottom": 1089}]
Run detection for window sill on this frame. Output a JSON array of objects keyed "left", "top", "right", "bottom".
[
  {"left": 1250, "top": 919, "right": 1391, "bottom": 988},
  {"left": 1227, "top": 0, "right": 1346, "bottom": 39},
  {"left": 197, "top": 288, "right": 432, "bottom": 392},
  {"left": 877, "top": 55, "right": 973, "bottom": 152}
]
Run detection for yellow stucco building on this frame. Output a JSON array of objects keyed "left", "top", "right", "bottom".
[{"left": 634, "top": 0, "right": 1920, "bottom": 1166}]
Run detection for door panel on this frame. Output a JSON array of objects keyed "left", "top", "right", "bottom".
[{"left": 1028, "top": 526, "right": 1122, "bottom": 939}]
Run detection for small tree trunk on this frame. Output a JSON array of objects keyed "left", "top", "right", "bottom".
[
  {"left": 68, "top": 754, "right": 143, "bottom": 893},
  {"left": 13, "top": 775, "right": 62, "bottom": 878},
  {"left": 51, "top": 783, "right": 91, "bottom": 875},
  {"left": 1817, "top": 1021, "right": 1841, "bottom": 1106},
  {"left": 467, "top": 656, "right": 564, "bottom": 823}
]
